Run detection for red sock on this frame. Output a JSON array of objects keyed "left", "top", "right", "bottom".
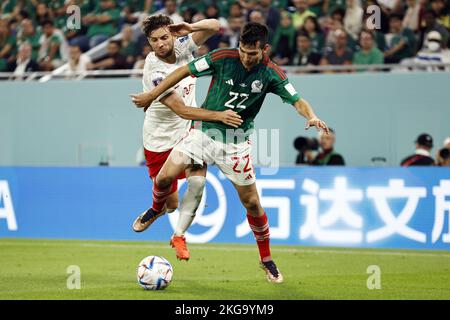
[
  {"left": 151, "top": 181, "right": 172, "bottom": 213},
  {"left": 247, "top": 212, "right": 271, "bottom": 261}
]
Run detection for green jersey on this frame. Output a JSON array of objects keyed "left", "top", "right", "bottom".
[
  {"left": 188, "top": 48, "right": 301, "bottom": 139},
  {"left": 353, "top": 47, "right": 384, "bottom": 71},
  {"left": 87, "top": 7, "right": 120, "bottom": 37}
]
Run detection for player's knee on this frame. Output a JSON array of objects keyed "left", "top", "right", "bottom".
[
  {"left": 242, "top": 196, "right": 261, "bottom": 213},
  {"left": 156, "top": 174, "right": 173, "bottom": 189}
]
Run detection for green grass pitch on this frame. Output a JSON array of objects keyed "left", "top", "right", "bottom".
[{"left": 1, "top": 238, "right": 450, "bottom": 300}]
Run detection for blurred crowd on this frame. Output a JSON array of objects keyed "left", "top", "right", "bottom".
[
  {"left": 1, "top": 0, "right": 450, "bottom": 77},
  {"left": 294, "top": 129, "right": 346, "bottom": 165},
  {"left": 294, "top": 131, "right": 450, "bottom": 166},
  {"left": 401, "top": 133, "right": 450, "bottom": 166}
]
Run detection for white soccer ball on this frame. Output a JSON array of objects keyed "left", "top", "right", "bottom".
[{"left": 137, "top": 256, "right": 173, "bottom": 290}]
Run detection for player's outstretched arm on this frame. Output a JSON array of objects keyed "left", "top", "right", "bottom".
[
  {"left": 294, "top": 98, "right": 330, "bottom": 134},
  {"left": 160, "top": 92, "right": 243, "bottom": 128},
  {"left": 169, "top": 19, "right": 220, "bottom": 46},
  {"left": 130, "top": 65, "right": 191, "bottom": 111}
]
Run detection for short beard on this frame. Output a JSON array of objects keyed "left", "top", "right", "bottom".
[{"left": 154, "top": 45, "right": 174, "bottom": 59}]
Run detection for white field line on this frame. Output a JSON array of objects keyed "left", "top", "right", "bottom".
[{"left": 1, "top": 240, "right": 450, "bottom": 258}]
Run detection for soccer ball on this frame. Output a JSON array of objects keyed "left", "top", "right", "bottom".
[{"left": 137, "top": 255, "right": 173, "bottom": 290}]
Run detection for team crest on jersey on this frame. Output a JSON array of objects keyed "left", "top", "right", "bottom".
[{"left": 251, "top": 80, "right": 263, "bottom": 93}]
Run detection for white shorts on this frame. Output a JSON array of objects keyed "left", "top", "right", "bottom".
[{"left": 173, "top": 129, "right": 256, "bottom": 186}]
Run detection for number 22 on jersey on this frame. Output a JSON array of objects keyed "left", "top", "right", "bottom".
[{"left": 224, "top": 91, "right": 249, "bottom": 110}]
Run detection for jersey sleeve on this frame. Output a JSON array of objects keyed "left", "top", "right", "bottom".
[
  {"left": 175, "top": 34, "right": 199, "bottom": 55},
  {"left": 268, "top": 68, "right": 301, "bottom": 105},
  {"left": 142, "top": 58, "right": 175, "bottom": 101},
  {"left": 188, "top": 48, "right": 239, "bottom": 77},
  {"left": 187, "top": 51, "right": 215, "bottom": 77}
]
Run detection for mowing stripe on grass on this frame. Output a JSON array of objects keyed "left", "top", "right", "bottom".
[{"left": 1, "top": 239, "right": 450, "bottom": 258}]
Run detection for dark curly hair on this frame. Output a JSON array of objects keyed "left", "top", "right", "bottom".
[
  {"left": 142, "top": 14, "right": 173, "bottom": 37},
  {"left": 239, "top": 22, "right": 269, "bottom": 48}
]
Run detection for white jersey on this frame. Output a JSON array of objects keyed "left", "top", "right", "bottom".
[{"left": 142, "top": 34, "right": 199, "bottom": 152}]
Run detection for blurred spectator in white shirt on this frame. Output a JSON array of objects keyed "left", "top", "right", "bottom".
[
  {"left": 344, "top": 0, "right": 363, "bottom": 41},
  {"left": 413, "top": 31, "right": 450, "bottom": 71},
  {"left": 11, "top": 43, "right": 39, "bottom": 80},
  {"left": 402, "top": 0, "right": 424, "bottom": 32},
  {"left": 65, "top": 45, "right": 91, "bottom": 74},
  {"left": 156, "top": 0, "right": 184, "bottom": 24}
]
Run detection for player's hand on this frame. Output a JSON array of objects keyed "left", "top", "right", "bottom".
[
  {"left": 219, "top": 110, "right": 243, "bottom": 128},
  {"left": 305, "top": 117, "right": 330, "bottom": 134},
  {"left": 168, "top": 22, "right": 193, "bottom": 37},
  {"left": 130, "top": 92, "right": 154, "bottom": 112}
]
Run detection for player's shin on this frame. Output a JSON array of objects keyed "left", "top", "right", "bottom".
[
  {"left": 247, "top": 212, "right": 272, "bottom": 262},
  {"left": 174, "top": 176, "right": 205, "bottom": 236},
  {"left": 151, "top": 180, "right": 173, "bottom": 213}
]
